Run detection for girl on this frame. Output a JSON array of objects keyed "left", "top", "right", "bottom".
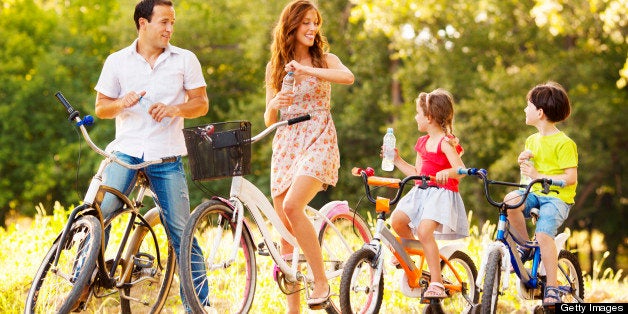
[
  {"left": 389, "top": 89, "right": 469, "bottom": 298},
  {"left": 263, "top": 0, "right": 354, "bottom": 312}
]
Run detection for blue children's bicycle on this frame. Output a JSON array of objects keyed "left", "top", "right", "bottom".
[{"left": 458, "top": 167, "right": 584, "bottom": 314}]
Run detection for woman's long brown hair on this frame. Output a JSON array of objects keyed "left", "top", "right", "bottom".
[{"left": 268, "top": 0, "right": 329, "bottom": 93}]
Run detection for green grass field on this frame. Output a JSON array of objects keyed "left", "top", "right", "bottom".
[{"left": 2, "top": 203, "right": 626, "bottom": 313}]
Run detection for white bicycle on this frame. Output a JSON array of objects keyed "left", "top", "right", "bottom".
[{"left": 178, "top": 116, "right": 373, "bottom": 313}]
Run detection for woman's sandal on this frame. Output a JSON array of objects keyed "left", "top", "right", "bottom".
[
  {"left": 543, "top": 286, "right": 562, "bottom": 306},
  {"left": 307, "top": 284, "right": 331, "bottom": 309},
  {"left": 423, "top": 282, "right": 447, "bottom": 299}
]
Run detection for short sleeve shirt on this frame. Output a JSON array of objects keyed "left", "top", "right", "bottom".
[
  {"left": 525, "top": 131, "right": 578, "bottom": 204},
  {"left": 95, "top": 39, "right": 206, "bottom": 160}
]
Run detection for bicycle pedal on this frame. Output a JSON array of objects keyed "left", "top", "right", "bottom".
[
  {"left": 307, "top": 299, "right": 332, "bottom": 311},
  {"left": 133, "top": 252, "right": 155, "bottom": 268}
]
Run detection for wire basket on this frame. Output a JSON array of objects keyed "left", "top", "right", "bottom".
[{"left": 183, "top": 121, "right": 251, "bottom": 181}]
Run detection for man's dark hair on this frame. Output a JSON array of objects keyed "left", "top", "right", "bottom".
[
  {"left": 527, "top": 81, "right": 571, "bottom": 123},
  {"left": 134, "top": 0, "right": 173, "bottom": 31}
]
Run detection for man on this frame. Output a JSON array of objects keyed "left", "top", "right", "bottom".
[{"left": 94, "top": 0, "right": 209, "bottom": 310}]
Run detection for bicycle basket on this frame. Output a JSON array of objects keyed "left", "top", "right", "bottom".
[{"left": 183, "top": 121, "right": 251, "bottom": 181}]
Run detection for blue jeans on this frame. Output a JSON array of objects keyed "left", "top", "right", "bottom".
[{"left": 100, "top": 152, "right": 209, "bottom": 309}]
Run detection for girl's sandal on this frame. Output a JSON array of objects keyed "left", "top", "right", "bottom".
[
  {"left": 423, "top": 282, "right": 447, "bottom": 299},
  {"left": 543, "top": 286, "right": 562, "bottom": 306}
]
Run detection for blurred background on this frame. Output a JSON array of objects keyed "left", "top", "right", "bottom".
[{"left": 1, "top": 0, "right": 625, "bottom": 282}]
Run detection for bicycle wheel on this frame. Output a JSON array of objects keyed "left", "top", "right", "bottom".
[
  {"left": 25, "top": 215, "right": 102, "bottom": 313},
  {"left": 180, "top": 200, "right": 257, "bottom": 313},
  {"left": 480, "top": 249, "right": 502, "bottom": 314},
  {"left": 339, "top": 247, "right": 384, "bottom": 314},
  {"left": 318, "top": 211, "right": 372, "bottom": 305},
  {"left": 555, "top": 249, "right": 584, "bottom": 302},
  {"left": 439, "top": 250, "right": 479, "bottom": 314},
  {"left": 120, "top": 208, "right": 176, "bottom": 313}
]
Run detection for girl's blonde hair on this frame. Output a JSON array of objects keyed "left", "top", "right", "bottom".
[{"left": 268, "top": 0, "right": 328, "bottom": 93}]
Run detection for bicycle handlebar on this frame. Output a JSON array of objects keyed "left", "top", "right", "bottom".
[
  {"left": 250, "top": 114, "right": 311, "bottom": 144},
  {"left": 55, "top": 91, "right": 177, "bottom": 170},
  {"left": 352, "top": 167, "right": 434, "bottom": 206},
  {"left": 457, "top": 167, "right": 565, "bottom": 210}
]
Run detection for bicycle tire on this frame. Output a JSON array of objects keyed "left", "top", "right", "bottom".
[
  {"left": 339, "top": 247, "right": 384, "bottom": 314},
  {"left": 555, "top": 249, "right": 584, "bottom": 302},
  {"left": 179, "top": 200, "right": 257, "bottom": 313},
  {"left": 25, "top": 215, "right": 102, "bottom": 314},
  {"left": 480, "top": 249, "right": 502, "bottom": 314},
  {"left": 439, "top": 250, "right": 479, "bottom": 314},
  {"left": 119, "top": 208, "right": 176, "bottom": 313},
  {"left": 318, "top": 210, "right": 372, "bottom": 308}
]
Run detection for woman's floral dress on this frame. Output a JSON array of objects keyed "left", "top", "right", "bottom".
[{"left": 270, "top": 75, "right": 339, "bottom": 197}]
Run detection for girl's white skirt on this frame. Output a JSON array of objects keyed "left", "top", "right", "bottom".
[{"left": 395, "top": 186, "right": 469, "bottom": 240}]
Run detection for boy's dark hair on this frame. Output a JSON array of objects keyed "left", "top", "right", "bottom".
[
  {"left": 527, "top": 81, "right": 571, "bottom": 123},
  {"left": 134, "top": 0, "right": 173, "bottom": 31}
]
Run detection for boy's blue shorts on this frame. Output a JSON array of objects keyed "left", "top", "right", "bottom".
[{"left": 513, "top": 190, "right": 572, "bottom": 237}]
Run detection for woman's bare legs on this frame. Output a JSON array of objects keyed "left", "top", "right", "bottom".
[{"left": 272, "top": 175, "right": 328, "bottom": 313}]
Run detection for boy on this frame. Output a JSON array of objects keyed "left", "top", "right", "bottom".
[{"left": 504, "top": 81, "right": 578, "bottom": 306}]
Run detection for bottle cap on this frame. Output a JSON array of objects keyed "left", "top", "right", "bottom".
[
  {"left": 288, "top": 71, "right": 294, "bottom": 75},
  {"left": 387, "top": 128, "right": 393, "bottom": 133}
]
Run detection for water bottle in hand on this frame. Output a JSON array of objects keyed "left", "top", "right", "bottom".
[
  {"left": 520, "top": 149, "right": 534, "bottom": 185},
  {"left": 381, "top": 128, "right": 396, "bottom": 171},
  {"left": 281, "top": 71, "right": 295, "bottom": 92},
  {"left": 281, "top": 71, "right": 295, "bottom": 112}
]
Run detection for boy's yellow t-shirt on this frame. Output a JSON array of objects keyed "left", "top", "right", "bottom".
[{"left": 525, "top": 131, "right": 578, "bottom": 204}]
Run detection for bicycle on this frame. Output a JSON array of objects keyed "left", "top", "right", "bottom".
[
  {"left": 24, "top": 92, "right": 176, "bottom": 313},
  {"left": 339, "top": 167, "right": 479, "bottom": 314},
  {"left": 458, "top": 167, "right": 584, "bottom": 314},
  {"left": 178, "top": 117, "right": 373, "bottom": 313}
]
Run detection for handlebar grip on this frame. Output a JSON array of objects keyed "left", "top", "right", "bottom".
[
  {"left": 287, "top": 114, "right": 311, "bottom": 125},
  {"left": 457, "top": 167, "right": 487, "bottom": 176},
  {"left": 550, "top": 179, "right": 566, "bottom": 188},
  {"left": 55, "top": 92, "right": 75, "bottom": 114},
  {"left": 55, "top": 91, "right": 80, "bottom": 121}
]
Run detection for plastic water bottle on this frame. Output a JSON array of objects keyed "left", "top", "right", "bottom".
[
  {"left": 520, "top": 150, "right": 534, "bottom": 185},
  {"left": 281, "top": 71, "right": 295, "bottom": 113},
  {"left": 381, "top": 128, "right": 396, "bottom": 171},
  {"left": 281, "top": 71, "right": 295, "bottom": 92}
]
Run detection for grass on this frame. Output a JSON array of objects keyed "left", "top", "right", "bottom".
[{"left": 1, "top": 204, "right": 626, "bottom": 313}]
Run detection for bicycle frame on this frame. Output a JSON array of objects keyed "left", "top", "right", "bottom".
[
  {"left": 50, "top": 92, "right": 173, "bottom": 303},
  {"left": 210, "top": 174, "right": 360, "bottom": 285},
  {"left": 355, "top": 169, "right": 470, "bottom": 297},
  {"left": 199, "top": 115, "right": 364, "bottom": 288},
  {"left": 459, "top": 167, "right": 583, "bottom": 303}
]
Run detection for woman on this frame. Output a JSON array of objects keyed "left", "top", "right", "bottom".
[{"left": 264, "top": 0, "right": 354, "bottom": 312}]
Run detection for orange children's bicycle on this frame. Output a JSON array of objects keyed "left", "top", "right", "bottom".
[{"left": 339, "top": 167, "right": 479, "bottom": 314}]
